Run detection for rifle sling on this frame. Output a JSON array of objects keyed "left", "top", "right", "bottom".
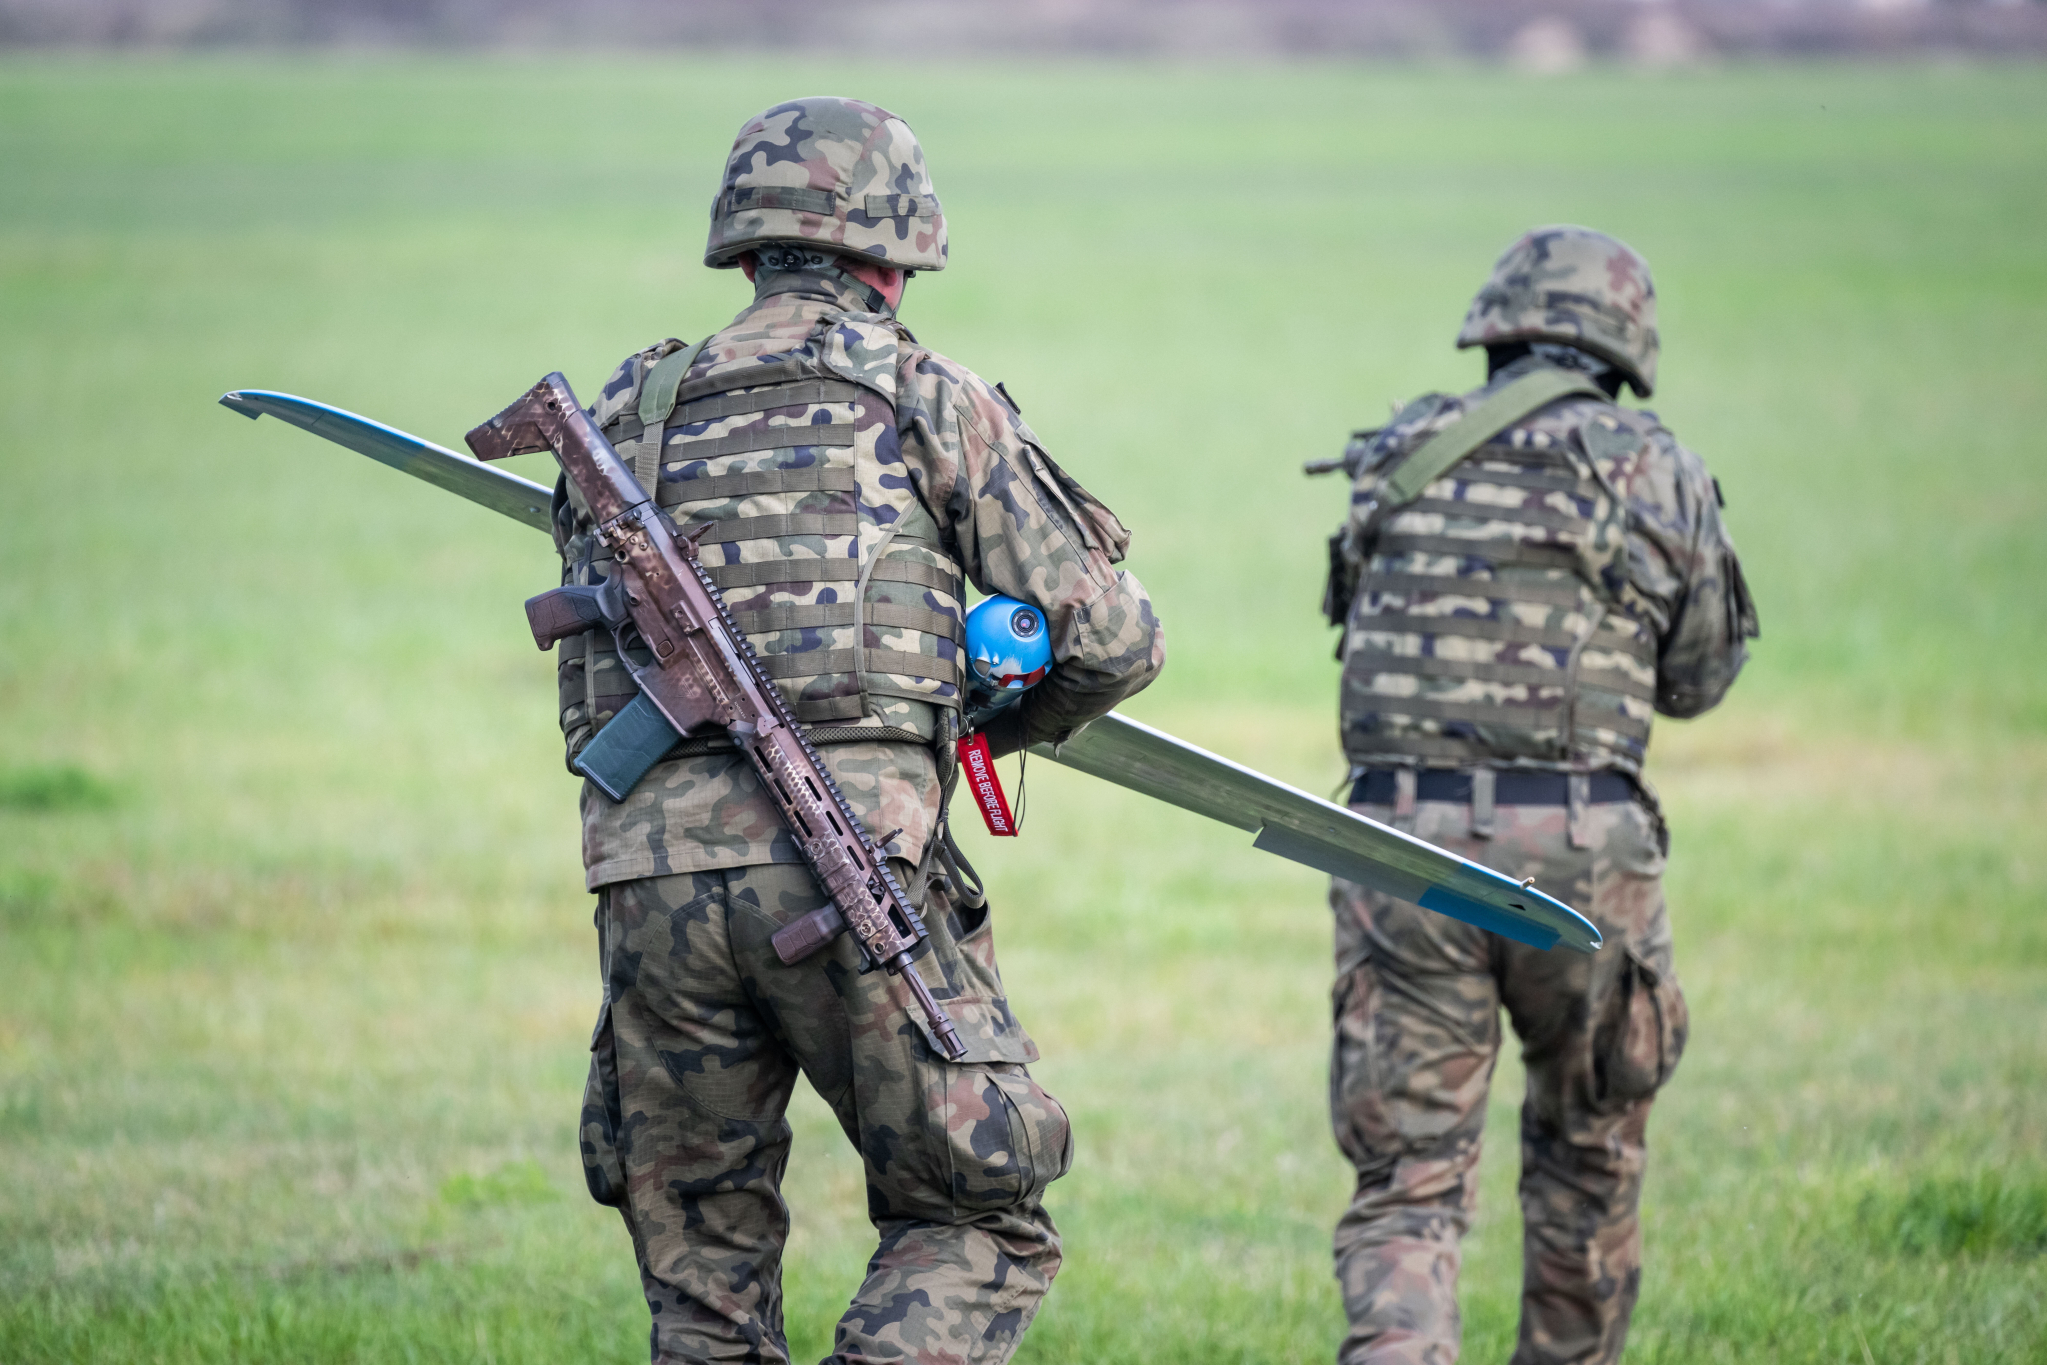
[{"left": 1378, "top": 368, "right": 1605, "bottom": 510}]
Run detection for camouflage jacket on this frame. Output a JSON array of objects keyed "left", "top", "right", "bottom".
[
  {"left": 1329, "top": 355, "right": 1757, "bottom": 774},
  {"left": 558, "top": 271, "right": 1164, "bottom": 889}
]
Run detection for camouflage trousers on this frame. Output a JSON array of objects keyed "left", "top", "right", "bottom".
[
  {"left": 1329, "top": 791, "right": 1687, "bottom": 1365},
  {"left": 581, "top": 861, "right": 1072, "bottom": 1365}
]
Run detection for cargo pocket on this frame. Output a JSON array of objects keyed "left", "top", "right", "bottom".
[
  {"left": 1725, "top": 549, "right": 1760, "bottom": 643},
  {"left": 580, "top": 999, "right": 628, "bottom": 1208},
  {"left": 1329, "top": 960, "right": 1392, "bottom": 1169},
  {"left": 916, "top": 874, "right": 1038, "bottom": 1065},
  {"left": 943, "top": 1062, "right": 1072, "bottom": 1215},
  {"left": 1592, "top": 948, "right": 1689, "bottom": 1109}
]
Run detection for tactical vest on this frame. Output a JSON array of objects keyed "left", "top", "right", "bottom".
[
  {"left": 557, "top": 301, "right": 966, "bottom": 762},
  {"left": 1339, "top": 371, "right": 1659, "bottom": 775}
]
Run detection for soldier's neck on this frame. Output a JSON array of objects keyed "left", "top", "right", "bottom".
[
  {"left": 1487, "top": 345, "right": 1623, "bottom": 400},
  {"left": 754, "top": 267, "right": 894, "bottom": 319}
]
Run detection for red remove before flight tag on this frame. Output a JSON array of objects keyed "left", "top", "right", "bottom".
[{"left": 956, "top": 732, "right": 1017, "bottom": 836}]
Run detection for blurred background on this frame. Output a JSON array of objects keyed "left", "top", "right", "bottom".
[
  {"left": 8, "top": 0, "right": 2047, "bottom": 61},
  {"left": 1, "top": 3, "right": 2042, "bottom": 1362}
]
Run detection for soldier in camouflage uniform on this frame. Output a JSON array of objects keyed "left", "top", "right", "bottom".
[
  {"left": 554, "top": 98, "right": 1164, "bottom": 1364},
  {"left": 1320, "top": 227, "right": 1758, "bottom": 1365}
]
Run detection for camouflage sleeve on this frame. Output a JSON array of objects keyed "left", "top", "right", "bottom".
[
  {"left": 1617, "top": 423, "right": 1759, "bottom": 719},
  {"left": 896, "top": 350, "right": 1165, "bottom": 746}
]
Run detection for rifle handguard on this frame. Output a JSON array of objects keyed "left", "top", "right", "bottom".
[{"left": 772, "top": 905, "right": 848, "bottom": 965}]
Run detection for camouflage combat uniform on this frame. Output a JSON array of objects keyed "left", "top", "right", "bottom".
[
  {"left": 553, "top": 99, "right": 1164, "bottom": 1365},
  {"left": 1322, "top": 228, "right": 1756, "bottom": 1365}
]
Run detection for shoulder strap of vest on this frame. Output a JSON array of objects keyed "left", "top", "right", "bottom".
[
  {"left": 1377, "top": 367, "right": 1605, "bottom": 510},
  {"left": 640, "top": 336, "right": 712, "bottom": 428},
  {"left": 626, "top": 336, "right": 713, "bottom": 494}
]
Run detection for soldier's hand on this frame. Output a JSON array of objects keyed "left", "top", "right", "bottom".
[{"left": 978, "top": 707, "right": 1029, "bottom": 759}]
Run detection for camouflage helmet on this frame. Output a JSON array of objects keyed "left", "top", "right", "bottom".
[
  {"left": 1456, "top": 226, "right": 1660, "bottom": 396},
  {"left": 704, "top": 96, "right": 947, "bottom": 273}
]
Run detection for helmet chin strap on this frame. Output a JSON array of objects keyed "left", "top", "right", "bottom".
[{"left": 750, "top": 243, "right": 892, "bottom": 315}]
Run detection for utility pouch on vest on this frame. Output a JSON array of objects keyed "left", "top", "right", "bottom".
[{"left": 1322, "top": 529, "right": 1357, "bottom": 632}]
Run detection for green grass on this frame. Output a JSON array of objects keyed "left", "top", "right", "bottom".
[
  {"left": 1864, "top": 1172, "right": 2047, "bottom": 1260},
  {"left": 2, "top": 54, "right": 2044, "bottom": 1364},
  {"left": 0, "top": 766, "right": 118, "bottom": 813}
]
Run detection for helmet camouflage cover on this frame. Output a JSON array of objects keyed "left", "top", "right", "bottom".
[
  {"left": 704, "top": 96, "right": 947, "bottom": 273},
  {"left": 1456, "top": 226, "right": 1660, "bottom": 396}
]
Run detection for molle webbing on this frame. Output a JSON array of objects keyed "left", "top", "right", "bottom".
[
  {"left": 677, "top": 357, "right": 822, "bottom": 408},
  {"left": 729, "top": 601, "right": 964, "bottom": 641},
  {"left": 1354, "top": 694, "right": 1651, "bottom": 740},
  {"left": 753, "top": 648, "right": 960, "bottom": 686},
  {"left": 694, "top": 513, "right": 858, "bottom": 544},
  {"left": 1377, "top": 367, "right": 1604, "bottom": 509},
  {"left": 595, "top": 364, "right": 847, "bottom": 447},
  {"left": 678, "top": 378, "right": 863, "bottom": 424},
  {"left": 1342, "top": 371, "right": 1656, "bottom": 770},
  {"left": 1361, "top": 653, "right": 1656, "bottom": 702},
  {"left": 1417, "top": 464, "right": 1581, "bottom": 494},
  {"left": 1363, "top": 572, "right": 1588, "bottom": 608},
  {"left": 643, "top": 337, "right": 965, "bottom": 727},
  {"left": 663, "top": 425, "right": 855, "bottom": 463},
  {"left": 1372, "top": 533, "right": 1581, "bottom": 569},
  {"left": 1361, "top": 611, "right": 1597, "bottom": 648},
  {"left": 866, "top": 557, "right": 959, "bottom": 593},
  {"left": 702, "top": 557, "right": 960, "bottom": 595},
  {"left": 668, "top": 466, "right": 855, "bottom": 501},
  {"left": 1402, "top": 497, "right": 1581, "bottom": 529}
]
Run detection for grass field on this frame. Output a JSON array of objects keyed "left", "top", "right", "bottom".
[{"left": 2, "top": 54, "right": 2044, "bottom": 1364}]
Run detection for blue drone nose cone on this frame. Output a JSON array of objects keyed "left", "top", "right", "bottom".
[{"left": 967, "top": 594, "right": 1053, "bottom": 692}]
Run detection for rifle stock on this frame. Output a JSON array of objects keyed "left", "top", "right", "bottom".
[{"left": 468, "top": 373, "right": 968, "bottom": 1061}]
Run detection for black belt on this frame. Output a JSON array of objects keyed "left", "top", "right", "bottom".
[{"left": 1350, "top": 769, "right": 1634, "bottom": 807}]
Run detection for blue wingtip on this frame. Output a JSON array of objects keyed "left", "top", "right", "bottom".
[
  {"left": 1418, "top": 886, "right": 1562, "bottom": 950},
  {"left": 219, "top": 391, "right": 262, "bottom": 419}
]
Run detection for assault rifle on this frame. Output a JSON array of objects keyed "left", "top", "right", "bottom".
[{"left": 465, "top": 373, "right": 969, "bottom": 1062}]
